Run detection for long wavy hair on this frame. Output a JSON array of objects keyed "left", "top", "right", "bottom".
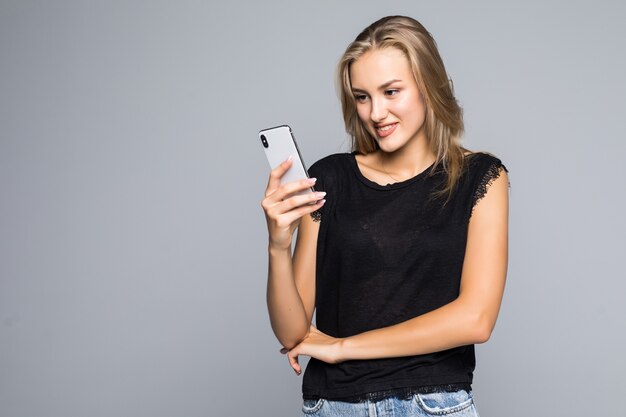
[{"left": 338, "top": 15, "right": 465, "bottom": 198}]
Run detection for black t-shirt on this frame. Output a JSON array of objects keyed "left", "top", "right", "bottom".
[{"left": 302, "top": 151, "right": 507, "bottom": 401}]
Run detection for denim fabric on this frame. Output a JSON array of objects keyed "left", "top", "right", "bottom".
[{"left": 302, "top": 390, "right": 479, "bottom": 417}]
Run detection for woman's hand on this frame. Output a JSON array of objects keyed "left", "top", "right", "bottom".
[
  {"left": 281, "top": 325, "right": 344, "bottom": 375},
  {"left": 261, "top": 157, "right": 326, "bottom": 251}
]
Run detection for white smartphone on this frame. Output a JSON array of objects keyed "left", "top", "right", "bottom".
[{"left": 259, "top": 125, "right": 314, "bottom": 196}]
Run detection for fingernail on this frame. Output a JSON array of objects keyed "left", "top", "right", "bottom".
[
  {"left": 308, "top": 177, "right": 317, "bottom": 184},
  {"left": 287, "top": 155, "right": 293, "bottom": 162},
  {"left": 315, "top": 192, "right": 326, "bottom": 198}
]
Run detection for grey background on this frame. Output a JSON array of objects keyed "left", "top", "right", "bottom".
[{"left": 1, "top": 1, "right": 624, "bottom": 416}]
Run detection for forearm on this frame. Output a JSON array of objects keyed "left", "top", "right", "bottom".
[
  {"left": 340, "top": 172, "right": 508, "bottom": 361},
  {"left": 287, "top": 170, "right": 508, "bottom": 368},
  {"left": 341, "top": 297, "right": 491, "bottom": 360},
  {"left": 266, "top": 245, "right": 310, "bottom": 349}
]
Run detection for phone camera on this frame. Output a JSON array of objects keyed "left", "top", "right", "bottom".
[{"left": 261, "top": 134, "right": 269, "bottom": 148}]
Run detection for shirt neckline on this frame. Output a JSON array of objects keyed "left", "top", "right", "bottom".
[{"left": 347, "top": 151, "right": 437, "bottom": 191}]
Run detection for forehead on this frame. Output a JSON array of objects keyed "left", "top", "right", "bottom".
[{"left": 349, "top": 47, "right": 413, "bottom": 89}]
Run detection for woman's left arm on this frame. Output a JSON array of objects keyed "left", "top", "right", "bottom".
[{"left": 285, "top": 170, "right": 509, "bottom": 374}]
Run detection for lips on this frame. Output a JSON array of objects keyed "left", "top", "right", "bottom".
[{"left": 374, "top": 123, "right": 398, "bottom": 138}]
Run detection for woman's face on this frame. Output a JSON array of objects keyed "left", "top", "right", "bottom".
[{"left": 349, "top": 47, "right": 427, "bottom": 154}]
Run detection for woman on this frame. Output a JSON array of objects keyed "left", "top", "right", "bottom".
[{"left": 262, "top": 15, "right": 508, "bottom": 417}]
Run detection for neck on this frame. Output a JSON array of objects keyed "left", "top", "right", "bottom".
[{"left": 379, "top": 136, "right": 435, "bottom": 180}]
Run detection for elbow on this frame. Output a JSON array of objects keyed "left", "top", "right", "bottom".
[
  {"left": 469, "top": 313, "right": 494, "bottom": 344},
  {"left": 473, "top": 324, "right": 492, "bottom": 344},
  {"left": 272, "top": 324, "right": 309, "bottom": 350},
  {"left": 278, "top": 336, "right": 301, "bottom": 351},
  {"left": 458, "top": 297, "right": 497, "bottom": 344}
]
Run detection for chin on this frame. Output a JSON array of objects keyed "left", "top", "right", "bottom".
[{"left": 376, "top": 137, "right": 405, "bottom": 154}]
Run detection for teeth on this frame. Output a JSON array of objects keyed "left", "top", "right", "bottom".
[{"left": 377, "top": 124, "right": 395, "bottom": 132}]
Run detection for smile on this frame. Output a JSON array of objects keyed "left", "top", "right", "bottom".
[{"left": 375, "top": 123, "right": 398, "bottom": 138}]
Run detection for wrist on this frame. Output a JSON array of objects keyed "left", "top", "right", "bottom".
[
  {"left": 335, "top": 337, "right": 350, "bottom": 363},
  {"left": 268, "top": 242, "right": 291, "bottom": 256}
]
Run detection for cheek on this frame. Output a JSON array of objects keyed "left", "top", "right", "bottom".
[
  {"left": 355, "top": 104, "right": 370, "bottom": 123},
  {"left": 395, "top": 94, "right": 425, "bottom": 116},
  {"left": 394, "top": 99, "right": 426, "bottom": 130}
]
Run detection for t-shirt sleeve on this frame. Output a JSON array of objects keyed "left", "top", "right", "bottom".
[{"left": 470, "top": 154, "right": 509, "bottom": 215}]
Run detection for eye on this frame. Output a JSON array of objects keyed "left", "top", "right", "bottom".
[
  {"left": 384, "top": 89, "right": 400, "bottom": 97},
  {"left": 354, "top": 94, "right": 368, "bottom": 103}
]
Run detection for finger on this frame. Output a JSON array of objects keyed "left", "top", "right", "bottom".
[
  {"left": 275, "top": 191, "right": 326, "bottom": 213},
  {"left": 288, "top": 350, "right": 302, "bottom": 375},
  {"left": 266, "top": 157, "right": 293, "bottom": 196},
  {"left": 263, "top": 181, "right": 320, "bottom": 216},
  {"left": 266, "top": 189, "right": 324, "bottom": 217},
  {"left": 275, "top": 199, "right": 325, "bottom": 227},
  {"left": 268, "top": 177, "right": 317, "bottom": 203}
]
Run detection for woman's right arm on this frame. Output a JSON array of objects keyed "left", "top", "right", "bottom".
[{"left": 262, "top": 157, "right": 325, "bottom": 349}]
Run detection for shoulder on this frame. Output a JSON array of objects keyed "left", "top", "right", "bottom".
[
  {"left": 464, "top": 151, "right": 507, "bottom": 172},
  {"left": 463, "top": 151, "right": 509, "bottom": 213},
  {"left": 463, "top": 151, "right": 509, "bottom": 185}
]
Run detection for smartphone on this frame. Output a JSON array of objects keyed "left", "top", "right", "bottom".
[{"left": 259, "top": 125, "right": 313, "bottom": 196}]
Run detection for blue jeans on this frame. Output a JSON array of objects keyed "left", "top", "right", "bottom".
[{"left": 302, "top": 390, "right": 479, "bottom": 417}]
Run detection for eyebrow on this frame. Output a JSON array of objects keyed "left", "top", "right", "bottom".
[{"left": 351, "top": 79, "right": 402, "bottom": 93}]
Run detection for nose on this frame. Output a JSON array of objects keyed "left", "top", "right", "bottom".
[{"left": 370, "top": 97, "right": 388, "bottom": 123}]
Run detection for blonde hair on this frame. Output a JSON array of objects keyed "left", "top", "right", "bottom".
[{"left": 338, "top": 15, "right": 465, "bottom": 198}]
